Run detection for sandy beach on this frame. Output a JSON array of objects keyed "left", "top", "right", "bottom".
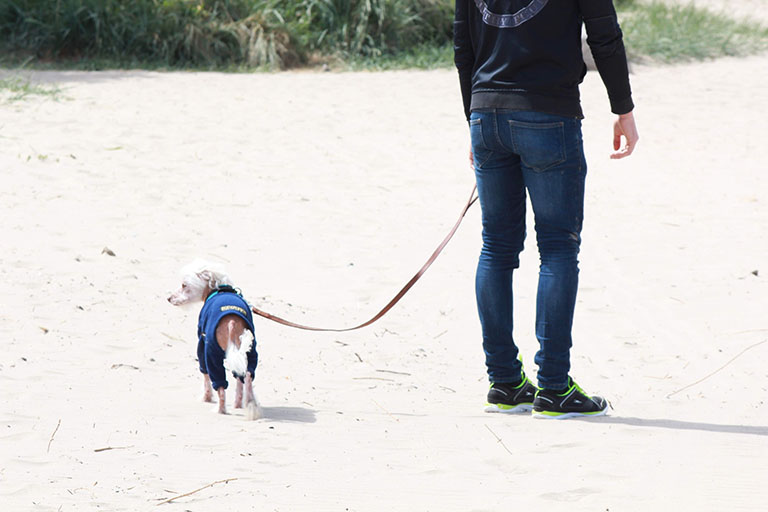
[{"left": 1, "top": 47, "right": 767, "bottom": 511}]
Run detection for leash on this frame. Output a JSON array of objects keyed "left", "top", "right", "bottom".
[{"left": 250, "top": 185, "right": 479, "bottom": 332}]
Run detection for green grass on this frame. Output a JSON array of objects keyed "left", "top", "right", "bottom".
[
  {"left": 0, "top": 76, "right": 61, "bottom": 101},
  {"left": 619, "top": 1, "right": 768, "bottom": 63},
  {"left": 344, "top": 43, "right": 452, "bottom": 71},
  {"left": 0, "top": 0, "right": 300, "bottom": 69},
  {"left": 0, "top": 0, "right": 452, "bottom": 70},
  {"left": 0, "top": 0, "right": 766, "bottom": 70}
]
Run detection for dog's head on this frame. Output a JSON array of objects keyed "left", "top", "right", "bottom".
[{"left": 167, "top": 260, "right": 233, "bottom": 306}]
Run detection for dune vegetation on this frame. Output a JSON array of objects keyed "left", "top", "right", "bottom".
[{"left": 0, "top": 0, "right": 765, "bottom": 70}]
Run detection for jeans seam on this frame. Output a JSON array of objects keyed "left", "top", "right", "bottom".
[
  {"left": 492, "top": 111, "right": 504, "bottom": 148},
  {"left": 508, "top": 120, "right": 520, "bottom": 155},
  {"left": 475, "top": 152, "right": 492, "bottom": 169},
  {"left": 471, "top": 117, "right": 493, "bottom": 169}
]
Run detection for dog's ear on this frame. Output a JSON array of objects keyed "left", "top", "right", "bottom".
[{"left": 196, "top": 270, "right": 214, "bottom": 286}]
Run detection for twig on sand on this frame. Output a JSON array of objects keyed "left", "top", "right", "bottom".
[
  {"left": 376, "top": 369, "right": 411, "bottom": 376},
  {"left": 484, "top": 424, "right": 513, "bottom": 456},
  {"left": 156, "top": 478, "right": 238, "bottom": 506},
  {"left": 47, "top": 419, "right": 61, "bottom": 453},
  {"left": 94, "top": 445, "right": 133, "bottom": 453},
  {"left": 161, "top": 332, "right": 185, "bottom": 343},
  {"left": 372, "top": 399, "right": 400, "bottom": 422},
  {"left": 667, "top": 339, "right": 768, "bottom": 399},
  {"left": 722, "top": 328, "right": 768, "bottom": 336},
  {"left": 111, "top": 363, "right": 140, "bottom": 370}
]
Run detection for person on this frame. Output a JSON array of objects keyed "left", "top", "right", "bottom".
[{"left": 454, "top": 0, "right": 639, "bottom": 418}]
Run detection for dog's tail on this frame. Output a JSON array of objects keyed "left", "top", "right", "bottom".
[{"left": 223, "top": 329, "right": 254, "bottom": 378}]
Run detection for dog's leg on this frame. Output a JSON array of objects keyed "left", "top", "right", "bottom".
[
  {"left": 213, "top": 315, "right": 252, "bottom": 415},
  {"left": 234, "top": 379, "right": 244, "bottom": 409},
  {"left": 244, "top": 372, "right": 261, "bottom": 420},
  {"left": 217, "top": 388, "right": 227, "bottom": 414},
  {"left": 202, "top": 374, "right": 214, "bottom": 403},
  {"left": 244, "top": 372, "right": 255, "bottom": 405}
]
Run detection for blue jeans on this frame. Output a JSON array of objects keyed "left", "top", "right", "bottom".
[{"left": 470, "top": 110, "right": 587, "bottom": 391}]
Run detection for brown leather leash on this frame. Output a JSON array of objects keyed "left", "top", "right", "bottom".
[{"left": 250, "top": 185, "right": 479, "bottom": 332}]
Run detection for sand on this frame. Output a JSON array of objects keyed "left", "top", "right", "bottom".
[{"left": 1, "top": 52, "right": 767, "bottom": 511}]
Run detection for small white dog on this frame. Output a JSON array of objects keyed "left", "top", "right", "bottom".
[{"left": 168, "top": 260, "right": 261, "bottom": 419}]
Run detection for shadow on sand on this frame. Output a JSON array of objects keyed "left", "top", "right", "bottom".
[
  {"left": 259, "top": 406, "right": 317, "bottom": 423},
  {"left": 578, "top": 415, "right": 768, "bottom": 437}
]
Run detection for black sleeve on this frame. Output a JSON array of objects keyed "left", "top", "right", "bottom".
[
  {"left": 454, "top": 0, "right": 475, "bottom": 121},
  {"left": 578, "top": 0, "right": 634, "bottom": 114}
]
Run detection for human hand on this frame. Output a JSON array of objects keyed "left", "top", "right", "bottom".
[
  {"left": 611, "top": 111, "right": 639, "bottom": 159},
  {"left": 468, "top": 146, "right": 474, "bottom": 170}
]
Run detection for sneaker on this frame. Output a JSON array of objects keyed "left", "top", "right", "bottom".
[
  {"left": 484, "top": 374, "right": 538, "bottom": 413},
  {"left": 532, "top": 378, "right": 608, "bottom": 420}
]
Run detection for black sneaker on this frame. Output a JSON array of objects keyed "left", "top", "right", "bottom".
[
  {"left": 484, "top": 374, "right": 538, "bottom": 413},
  {"left": 532, "top": 378, "right": 608, "bottom": 419}
]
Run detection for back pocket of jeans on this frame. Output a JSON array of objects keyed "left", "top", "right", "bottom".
[{"left": 509, "top": 120, "right": 566, "bottom": 172}]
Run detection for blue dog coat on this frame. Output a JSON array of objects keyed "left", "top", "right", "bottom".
[{"left": 197, "top": 286, "right": 258, "bottom": 390}]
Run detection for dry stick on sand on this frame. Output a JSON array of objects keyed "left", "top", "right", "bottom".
[
  {"left": 111, "top": 363, "right": 140, "bottom": 370},
  {"left": 376, "top": 369, "right": 411, "bottom": 376},
  {"left": 156, "top": 478, "right": 238, "bottom": 506},
  {"left": 94, "top": 445, "right": 133, "bottom": 453},
  {"left": 484, "top": 424, "right": 514, "bottom": 456},
  {"left": 161, "top": 332, "right": 186, "bottom": 343},
  {"left": 47, "top": 419, "right": 61, "bottom": 453},
  {"left": 372, "top": 399, "right": 400, "bottom": 422},
  {"left": 667, "top": 339, "right": 768, "bottom": 399}
]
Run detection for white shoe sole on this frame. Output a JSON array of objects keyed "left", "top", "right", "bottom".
[
  {"left": 532, "top": 408, "right": 608, "bottom": 420},
  {"left": 484, "top": 403, "right": 534, "bottom": 414}
]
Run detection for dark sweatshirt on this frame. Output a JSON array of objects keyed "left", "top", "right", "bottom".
[{"left": 454, "top": 0, "right": 634, "bottom": 120}]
